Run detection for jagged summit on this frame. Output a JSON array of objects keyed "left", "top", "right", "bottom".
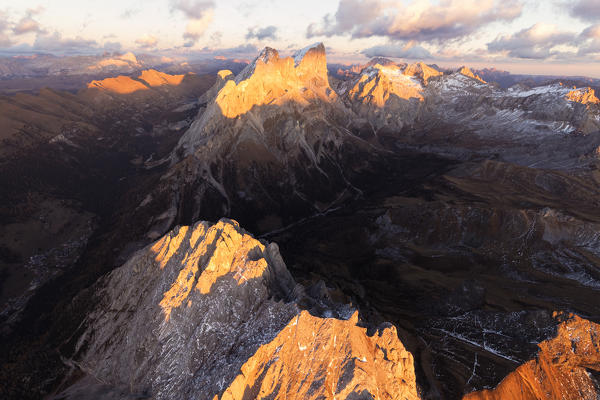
[
  {"left": 175, "top": 42, "right": 337, "bottom": 156},
  {"left": 86, "top": 69, "right": 188, "bottom": 94},
  {"left": 343, "top": 63, "right": 425, "bottom": 132},
  {"left": 364, "top": 57, "right": 398, "bottom": 69},
  {"left": 69, "top": 218, "right": 417, "bottom": 400},
  {"left": 466, "top": 314, "right": 600, "bottom": 400},
  {"left": 457, "top": 66, "right": 486, "bottom": 83},
  {"left": 403, "top": 61, "right": 443, "bottom": 84}
]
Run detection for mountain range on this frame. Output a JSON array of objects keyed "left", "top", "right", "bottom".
[{"left": 1, "top": 43, "right": 600, "bottom": 400}]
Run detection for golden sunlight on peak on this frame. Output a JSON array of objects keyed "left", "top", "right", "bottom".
[
  {"left": 465, "top": 314, "right": 600, "bottom": 400},
  {"left": 138, "top": 69, "right": 185, "bottom": 87},
  {"left": 214, "top": 44, "right": 332, "bottom": 119},
  {"left": 565, "top": 87, "right": 600, "bottom": 105},
  {"left": 153, "top": 220, "right": 271, "bottom": 321},
  {"left": 218, "top": 310, "right": 420, "bottom": 400},
  {"left": 86, "top": 75, "right": 149, "bottom": 94},
  {"left": 217, "top": 70, "right": 233, "bottom": 79}
]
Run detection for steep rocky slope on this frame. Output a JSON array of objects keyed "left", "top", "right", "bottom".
[
  {"left": 146, "top": 43, "right": 384, "bottom": 235},
  {"left": 3, "top": 44, "right": 600, "bottom": 400},
  {"left": 465, "top": 314, "right": 600, "bottom": 400},
  {"left": 64, "top": 219, "right": 419, "bottom": 400},
  {"left": 219, "top": 310, "right": 419, "bottom": 400},
  {"left": 0, "top": 70, "right": 214, "bottom": 335}
]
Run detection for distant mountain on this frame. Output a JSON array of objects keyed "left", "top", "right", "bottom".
[{"left": 3, "top": 44, "right": 600, "bottom": 400}]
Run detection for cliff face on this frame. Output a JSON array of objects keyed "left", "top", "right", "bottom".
[
  {"left": 74, "top": 219, "right": 300, "bottom": 399},
  {"left": 465, "top": 314, "right": 600, "bottom": 400},
  {"left": 145, "top": 43, "right": 383, "bottom": 236},
  {"left": 343, "top": 63, "right": 425, "bottom": 132},
  {"left": 219, "top": 310, "right": 419, "bottom": 400},
  {"left": 70, "top": 219, "right": 419, "bottom": 400}
]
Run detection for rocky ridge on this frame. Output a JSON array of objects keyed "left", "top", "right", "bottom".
[
  {"left": 68, "top": 218, "right": 419, "bottom": 400},
  {"left": 465, "top": 314, "right": 600, "bottom": 400}
]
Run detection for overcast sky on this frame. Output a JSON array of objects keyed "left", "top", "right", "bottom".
[{"left": 1, "top": 0, "right": 599, "bottom": 77}]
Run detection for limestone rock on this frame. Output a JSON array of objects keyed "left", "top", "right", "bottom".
[
  {"left": 218, "top": 310, "right": 420, "bottom": 400},
  {"left": 343, "top": 63, "right": 425, "bottom": 132},
  {"left": 69, "top": 219, "right": 419, "bottom": 400},
  {"left": 464, "top": 314, "right": 600, "bottom": 400},
  {"left": 73, "top": 219, "right": 299, "bottom": 399}
]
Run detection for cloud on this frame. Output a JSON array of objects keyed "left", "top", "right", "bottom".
[
  {"left": 577, "top": 24, "right": 600, "bottom": 56},
  {"left": 170, "top": 0, "right": 214, "bottom": 19},
  {"left": 487, "top": 23, "right": 576, "bottom": 59},
  {"left": 13, "top": 17, "right": 42, "bottom": 35},
  {"left": 120, "top": 8, "right": 141, "bottom": 19},
  {"left": 209, "top": 31, "right": 223, "bottom": 46},
  {"left": 362, "top": 42, "right": 432, "bottom": 59},
  {"left": 0, "top": 11, "right": 12, "bottom": 47},
  {"left": 183, "top": 10, "right": 214, "bottom": 46},
  {"left": 33, "top": 31, "right": 98, "bottom": 54},
  {"left": 246, "top": 25, "right": 278, "bottom": 41},
  {"left": 135, "top": 35, "right": 159, "bottom": 49},
  {"left": 103, "top": 41, "right": 122, "bottom": 52},
  {"left": 581, "top": 24, "right": 600, "bottom": 40},
  {"left": 12, "top": 7, "right": 45, "bottom": 35},
  {"left": 195, "top": 43, "right": 259, "bottom": 58},
  {"left": 170, "top": 0, "right": 215, "bottom": 45},
  {"left": 569, "top": 0, "right": 600, "bottom": 23},
  {"left": 307, "top": 0, "right": 523, "bottom": 42}
]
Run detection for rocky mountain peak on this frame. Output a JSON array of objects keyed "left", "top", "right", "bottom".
[
  {"left": 465, "top": 313, "right": 600, "bottom": 400},
  {"left": 457, "top": 66, "right": 486, "bottom": 83},
  {"left": 73, "top": 219, "right": 300, "bottom": 399},
  {"left": 174, "top": 43, "right": 338, "bottom": 157},
  {"left": 404, "top": 61, "right": 443, "bottom": 84},
  {"left": 138, "top": 69, "right": 185, "bottom": 87},
  {"left": 69, "top": 218, "right": 419, "bottom": 400},
  {"left": 363, "top": 57, "right": 398, "bottom": 70},
  {"left": 293, "top": 42, "right": 329, "bottom": 87},
  {"left": 565, "top": 86, "right": 599, "bottom": 105},
  {"left": 218, "top": 309, "right": 420, "bottom": 400}
]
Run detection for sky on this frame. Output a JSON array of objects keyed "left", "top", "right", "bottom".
[{"left": 0, "top": 0, "right": 599, "bottom": 77}]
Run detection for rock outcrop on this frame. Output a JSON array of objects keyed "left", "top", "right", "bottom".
[
  {"left": 86, "top": 70, "right": 191, "bottom": 94},
  {"left": 457, "top": 66, "right": 486, "bottom": 83},
  {"left": 218, "top": 310, "right": 419, "bottom": 400},
  {"left": 138, "top": 69, "right": 185, "bottom": 87},
  {"left": 403, "top": 62, "right": 443, "bottom": 84},
  {"left": 69, "top": 219, "right": 419, "bottom": 400},
  {"left": 343, "top": 63, "right": 425, "bottom": 132},
  {"left": 87, "top": 75, "right": 149, "bottom": 94},
  {"left": 150, "top": 43, "right": 381, "bottom": 235},
  {"left": 464, "top": 314, "right": 600, "bottom": 400},
  {"left": 74, "top": 219, "right": 299, "bottom": 399}
]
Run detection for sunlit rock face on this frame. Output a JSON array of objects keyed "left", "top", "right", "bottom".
[
  {"left": 73, "top": 219, "right": 299, "bottom": 399},
  {"left": 218, "top": 310, "right": 420, "bottom": 400},
  {"left": 342, "top": 63, "right": 425, "bottom": 133},
  {"left": 565, "top": 87, "right": 599, "bottom": 105},
  {"left": 464, "top": 314, "right": 600, "bottom": 400},
  {"left": 457, "top": 66, "right": 486, "bottom": 83},
  {"left": 175, "top": 42, "right": 341, "bottom": 157},
  {"left": 87, "top": 75, "right": 149, "bottom": 94},
  {"left": 86, "top": 70, "right": 188, "bottom": 94},
  {"left": 138, "top": 69, "right": 185, "bottom": 87},
  {"left": 403, "top": 62, "right": 443, "bottom": 84},
  {"left": 150, "top": 43, "right": 380, "bottom": 234},
  {"left": 70, "top": 219, "right": 419, "bottom": 400}
]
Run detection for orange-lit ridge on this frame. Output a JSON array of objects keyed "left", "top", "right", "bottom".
[
  {"left": 152, "top": 220, "right": 269, "bottom": 320},
  {"left": 217, "top": 310, "right": 420, "bottom": 400},
  {"left": 465, "top": 313, "right": 600, "bottom": 400},
  {"left": 214, "top": 44, "right": 334, "bottom": 119},
  {"left": 86, "top": 69, "right": 187, "bottom": 94}
]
